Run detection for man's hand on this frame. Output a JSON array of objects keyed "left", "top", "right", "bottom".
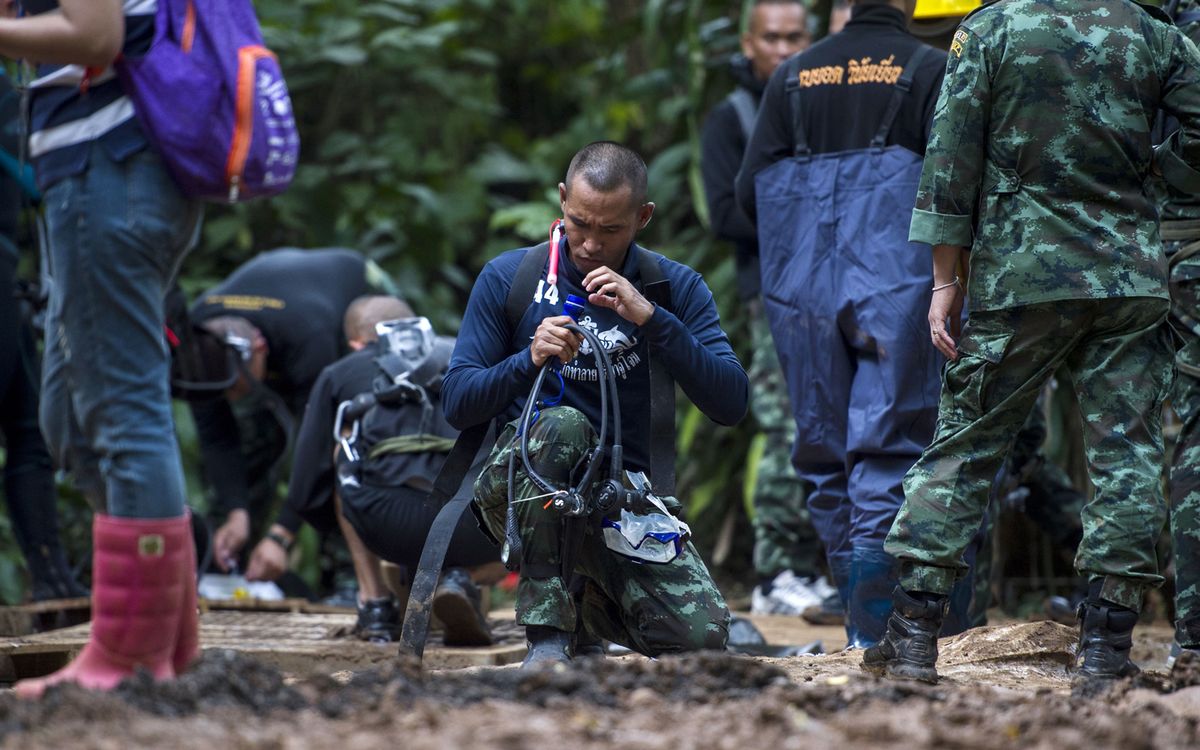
[
  {"left": 212, "top": 509, "right": 250, "bottom": 571},
  {"left": 583, "top": 266, "right": 655, "bottom": 326},
  {"left": 929, "top": 282, "right": 965, "bottom": 361},
  {"left": 245, "top": 528, "right": 292, "bottom": 581},
  {"left": 530, "top": 315, "right": 584, "bottom": 367}
]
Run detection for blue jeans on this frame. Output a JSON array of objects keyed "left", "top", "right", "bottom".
[{"left": 40, "top": 144, "right": 202, "bottom": 519}]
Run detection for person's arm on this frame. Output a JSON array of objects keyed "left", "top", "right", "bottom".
[
  {"left": 190, "top": 397, "right": 253, "bottom": 569},
  {"left": 909, "top": 25, "right": 991, "bottom": 250},
  {"left": 1155, "top": 29, "right": 1200, "bottom": 193},
  {"left": 190, "top": 397, "right": 251, "bottom": 513},
  {"left": 701, "top": 104, "right": 757, "bottom": 245},
  {"left": 735, "top": 62, "right": 795, "bottom": 223},
  {"left": 277, "top": 367, "right": 338, "bottom": 534},
  {"left": 0, "top": 0, "right": 123, "bottom": 66},
  {"left": 441, "top": 260, "right": 541, "bottom": 430},
  {"left": 638, "top": 269, "right": 748, "bottom": 426}
]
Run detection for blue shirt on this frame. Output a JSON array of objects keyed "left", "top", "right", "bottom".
[{"left": 443, "top": 239, "right": 748, "bottom": 474}]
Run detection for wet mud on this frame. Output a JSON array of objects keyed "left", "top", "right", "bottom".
[{"left": 3, "top": 623, "right": 1198, "bottom": 749}]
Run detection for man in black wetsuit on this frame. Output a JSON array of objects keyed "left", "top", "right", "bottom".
[{"left": 185, "top": 248, "right": 396, "bottom": 572}]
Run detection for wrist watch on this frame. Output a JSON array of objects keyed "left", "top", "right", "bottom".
[{"left": 265, "top": 530, "right": 293, "bottom": 552}]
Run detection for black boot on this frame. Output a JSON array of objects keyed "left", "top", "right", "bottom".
[
  {"left": 354, "top": 596, "right": 402, "bottom": 643},
  {"left": 1075, "top": 597, "right": 1140, "bottom": 680},
  {"left": 862, "top": 587, "right": 946, "bottom": 684},
  {"left": 432, "top": 568, "right": 493, "bottom": 647},
  {"left": 522, "top": 625, "right": 572, "bottom": 669}
]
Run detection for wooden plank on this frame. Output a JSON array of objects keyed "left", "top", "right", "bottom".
[
  {"left": 197, "top": 597, "right": 354, "bottom": 615},
  {"left": 0, "top": 609, "right": 524, "bottom": 683},
  {"left": 0, "top": 599, "right": 92, "bottom": 637}
]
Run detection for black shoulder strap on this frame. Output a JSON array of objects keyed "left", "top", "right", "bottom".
[
  {"left": 782, "top": 57, "right": 811, "bottom": 160},
  {"left": 504, "top": 242, "right": 551, "bottom": 333},
  {"left": 398, "top": 420, "right": 493, "bottom": 659},
  {"left": 870, "top": 45, "right": 935, "bottom": 149},
  {"left": 635, "top": 247, "right": 676, "bottom": 496},
  {"left": 727, "top": 87, "right": 758, "bottom": 141}
]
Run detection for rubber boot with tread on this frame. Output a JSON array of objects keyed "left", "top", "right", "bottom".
[{"left": 861, "top": 587, "right": 945, "bottom": 684}]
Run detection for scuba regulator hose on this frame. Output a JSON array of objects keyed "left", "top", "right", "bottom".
[{"left": 503, "top": 321, "right": 627, "bottom": 567}]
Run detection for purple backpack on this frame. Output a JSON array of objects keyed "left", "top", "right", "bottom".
[{"left": 116, "top": 0, "right": 300, "bottom": 203}]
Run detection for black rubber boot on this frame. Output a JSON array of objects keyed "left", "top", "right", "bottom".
[
  {"left": 861, "top": 587, "right": 946, "bottom": 684},
  {"left": 1075, "top": 597, "right": 1140, "bottom": 680},
  {"left": 522, "top": 625, "right": 572, "bottom": 669},
  {"left": 432, "top": 568, "right": 493, "bottom": 647},
  {"left": 354, "top": 596, "right": 402, "bottom": 643}
]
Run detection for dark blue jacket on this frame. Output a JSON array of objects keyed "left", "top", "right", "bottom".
[{"left": 443, "top": 240, "right": 747, "bottom": 474}]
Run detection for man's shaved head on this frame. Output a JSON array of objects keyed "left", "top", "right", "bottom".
[
  {"left": 563, "top": 141, "right": 649, "bottom": 208},
  {"left": 343, "top": 295, "right": 415, "bottom": 345}
]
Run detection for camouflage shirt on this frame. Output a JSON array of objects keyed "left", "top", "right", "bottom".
[{"left": 910, "top": 0, "right": 1200, "bottom": 311}]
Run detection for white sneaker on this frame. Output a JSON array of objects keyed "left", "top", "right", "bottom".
[
  {"left": 811, "top": 575, "right": 837, "bottom": 601},
  {"left": 750, "top": 570, "right": 825, "bottom": 616}
]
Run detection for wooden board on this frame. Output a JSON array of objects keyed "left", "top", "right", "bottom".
[
  {"left": 0, "top": 598, "right": 92, "bottom": 638},
  {"left": 0, "top": 610, "right": 525, "bottom": 684}
]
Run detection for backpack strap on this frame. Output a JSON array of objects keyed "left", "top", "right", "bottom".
[
  {"left": 727, "top": 87, "right": 759, "bottom": 142},
  {"left": 782, "top": 57, "right": 812, "bottom": 160},
  {"left": 869, "top": 45, "right": 935, "bottom": 150},
  {"left": 504, "top": 242, "right": 552, "bottom": 332},
  {"left": 636, "top": 246, "right": 677, "bottom": 496}
]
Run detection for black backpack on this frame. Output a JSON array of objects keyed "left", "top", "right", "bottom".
[{"left": 337, "top": 335, "right": 459, "bottom": 492}]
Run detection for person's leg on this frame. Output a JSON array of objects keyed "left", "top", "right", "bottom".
[
  {"left": 746, "top": 300, "right": 821, "bottom": 592},
  {"left": 17, "top": 145, "right": 201, "bottom": 698},
  {"left": 1066, "top": 298, "right": 1172, "bottom": 679},
  {"left": 576, "top": 536, "right": 730, "bottom": 657},
  {"left": 1169, "top": 242, "right": 1200, "bottom": 656},
  {"left": 473, "top": 407, "right": 596, "bottom": 637},
  {"left": 867, "top": 303, "right": 1078, "bottom": 682}
]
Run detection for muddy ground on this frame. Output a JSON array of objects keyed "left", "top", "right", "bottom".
[{"left": 2, "top": 620, "right": 1199, "bottom": 749}]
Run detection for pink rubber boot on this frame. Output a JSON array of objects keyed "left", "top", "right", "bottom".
[
  {"left": 15, "top": 514, "right": 191, "bottom": 698},
  {"left": 173, "top": 511, "right": 200, "bottom": 674}
]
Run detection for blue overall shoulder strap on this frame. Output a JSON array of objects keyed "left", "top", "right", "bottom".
[
  {"left": 869, "top": 44, "right": 935, "bottom": 150},
  {"left": 782, "top": 57, "right": 813, "bottom": 160}
]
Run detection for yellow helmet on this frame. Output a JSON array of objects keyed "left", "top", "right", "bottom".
[{"left": 913, "top": 0, "right": 982, "bottom": 19}]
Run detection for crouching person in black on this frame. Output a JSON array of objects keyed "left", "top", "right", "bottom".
[{"left": 244, "top": 296, "right": 502, "bottom": 643}]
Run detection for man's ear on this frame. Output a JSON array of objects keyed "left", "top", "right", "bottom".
[
  {"left": 558, "top": 182, "right": 568, "bottom": 212},
  {"left": 638, "top": 202, "right": 656, "bottom": 231},
  {"left": 740, "top": 31, "right": 755, "bottom": 60}
]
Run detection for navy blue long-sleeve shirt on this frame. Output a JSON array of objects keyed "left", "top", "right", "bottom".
[{"left": 443, "top": 240, "right": 748, "bottom": 474}]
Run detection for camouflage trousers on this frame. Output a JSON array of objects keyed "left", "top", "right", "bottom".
[
  {"left": 474, "top": 406, "right": 730, "bottom": 655},
  {"left": 886, "top": 298, "right": 1173, "bottom": 612},
  {"left": 1167, "top": 223, "right": 1200, "bottom": 646},
  {"left": 747, "top": 300, "right": 821, "bottom": 580}
]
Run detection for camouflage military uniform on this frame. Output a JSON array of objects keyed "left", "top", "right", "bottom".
[
  {"left": 885, "top": 0, "right": 1200, "bottom": 613},
  {"left": 475, "top": 406, "right": 730, "bottom": 656},
  {"left": 1162, "top": 0, "right": 1200, "bottom": 652},
  {"left": 746, "top": 301, "right": 820, "bottom": 580}
]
